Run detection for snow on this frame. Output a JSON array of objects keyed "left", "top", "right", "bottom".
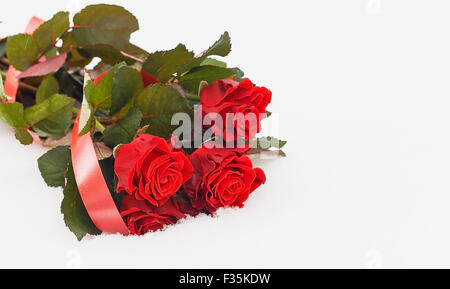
[{"left": 2, "top": 0, "right": 450, "bottom": 268}]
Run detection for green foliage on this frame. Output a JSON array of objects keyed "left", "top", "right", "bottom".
[
  {"left": 201, "top": 57, "right": 227, "bottom": 68},
  {"left": 247, "top": 137, "right": 287, "bottom": 158},
  {"left": 36, "top": 75, "right": 60, "bottom": 103},
  {"left": 72, "top": 4, "right": 139, "bottom": 50},
  {"left": 178, "top": 65, "right": 235, "bottom": 92},
  {"left": 7, "top": 12, "right": 70, "bottom": 70},
  {"left": 0, "top": 102, "right": 27, "bottom": 127},
  {"left": 14, "top": 128, "right": 33, "bottom": 145},
  {"left": 111, "top": 66, "right": 143, "bottom": 115},
  {"left": 122, "top": 43, "right": 150, "bottom": 59},
  {"left": 0, "top": 3, "right": 285, "bottom": 241},
  {"left": 78, "top": 102, "right": 94, "bottom": 136},
  {"left": 136, "top": 84, "right": 193, "bottom": 139},
  {"left": 0, "top": 38, "right": 6, "bottom": 58},
  {"left": 142, "top": 44, "right": 194, "bottom": 83},
  {"left": 230, "top": 67, "right": 245, "bottom": 82},
  {"left": 62, "top": 163, "right": 102, "bottom": 241},
  {"left": 78, "top": 44, "right": 137, "bottom": 65},
  {"left": 178, "top": 32, "right": 232, "bottom": 74},
  {"left": 0, "top": 94, "right": 75, "bottom": 143},
  {"left": 83, "top": 64, "right": 143, "bottom": 122},
  {"left": 252, "top": 137, "right": 287, "bottom": 150},
  {"left": 103, "top": 108, "right": 142, "bottom": 148},
  {"left": 86, "top": 64, "right": 122, "bottom": 110},
  {"left": 0, "top": 73, "right": 8, "bottom": 102},
  {"left": 33, "top": 12, "right": 70, "bottom": 52},
  {"left": 38, "top": 142, "right": 102, "bottom": 241},
  {"left": 61, "top": 33, "right": 92, "bottom": 67},
  {"left": 37, "top": 146, "right": 71, "bottom": 187},
  {"left": 24, "top": 94, "right": 75, "bottom": 139},
  {"left": 6, "top": 34, "right": 39, "bottom": 70}
]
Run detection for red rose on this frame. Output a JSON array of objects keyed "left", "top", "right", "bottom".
[
  {"left": 115, "top": 134, "right": 193, "bottom": 207},
  {"left": 200, "top": 79, "right": 272, "bottom": 141},
  {"left": 94, "top": 69, "right": 159, "bottom": 87},
  {"left": 120, "top": 195, "right": 185, "bottom": 235},
  {"left": 183, "top": 147, "right": 266, "bottom": 213}
]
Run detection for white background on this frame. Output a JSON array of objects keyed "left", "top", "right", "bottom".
[{"left": 1, "top": 0, "right": 450, "bottom": 268}]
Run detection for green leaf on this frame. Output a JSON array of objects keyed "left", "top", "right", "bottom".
[
  {"left": 36, "top": 75, "right": 60, "bottom": 103},
  {"left": 0, "top": 73, "right": 8, "bottom": 102},
  {"left": 0, "top": 95, "right": 75, "bottom": 143},
  {"left": 142, "top": 115, "right": 177, "bottom": 139},
  {"left": 251, "top": 137, "right": 287, "bottom": 150},
  {"left": 37, "top": 146, "right": 71, "bottom": 187},
  {"left": 33, "top": 11, "right": 70, "bottom": 52},
  {"left": 86, "top": 63, "right": 123, "bottom": 110},
  {"left": 68, "top": 48, "right": 93, "bottom": 67},
  {"left": 103, "top": 107, "right": 142, "bottom": 148},
  {"left": 84, "top": 64, "right": 142, "bottom": 116},
  {"left": 24, "top": 94, "right": 75, "bottom": 139},
  {"left": 178, "top": 32, "right": 231, "bottom": 74},
  {"left": 78, "top": 78, "right": 95, "bottom": 136},
  {"left": 201, "top": 57, "right": 227, "bottom": 68},
  {"left": 54, "top": 69, "right": 76, "bottom": 97},
  {"left": 230, "top": 67, "right": 245, "bottom": 82},
  {"left": 72, "top": 4, "right": 139, "bottom": 50},
  {"left": 136, "top": 84, "right": 193, "bottom": 138},
  {"left": 14, "top": 128, "right": 33, "bottom": 145},
  {"left": 61, "top": 33, "right": 92, "bottom": 67},
  {"left": 178, "top": 65, "right": 235, "bottom": 92},
  {"left": 122, "top": 43, "right": 150, "bottom": 59},
  {"left": 62, "top": 163, "right": 102, "bottom": 241},
  {"left": 142, "top": 44, "right": 194, "bottom": 83},
  {"left": 111, "top": 66, "right": 143, "bottom": 115},
  {"left": 44, "top": 47, "right": 58, "bottom": 59},
  {"left": 248, "top": 137, "right": 287, "bottom": 158},
  {"left": 78, "top": 103, "right": 94, "bottom": 136},
  {"left": 78, "top": 44, "right": 137, "bottom": 65},
  {"left": 6, "top": 33, "right": 39, "bottom": 70},
  {"left": 0, "top": 103, "right": 33, "bottom": 145},
  {"left": 0, "top": 102, "right": 27, "bottom": 127},
  {"left": 0, "top": 38, "right": 6, "bottom": 58}
]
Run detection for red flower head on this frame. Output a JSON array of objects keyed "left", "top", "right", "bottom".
[
  {"left": 115, "top": 134, "right": 193, "bottom": 207},
  {"left": 200, "top": 79, "right": 272, "bottom": 142},
  {"left": 120, "top": 195, "right": 185, "bottom": 235},
  {"left": 183, "top": 147, "right": 266, "bottom": 213}
]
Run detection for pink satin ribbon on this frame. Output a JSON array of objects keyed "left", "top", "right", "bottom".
[{"left": 71, "top": 113, "right": 129, "bottom": 235}]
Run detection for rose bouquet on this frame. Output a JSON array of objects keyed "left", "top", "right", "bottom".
[{"left": 0, "top": 4, "right": 286, "bottom": 240}]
